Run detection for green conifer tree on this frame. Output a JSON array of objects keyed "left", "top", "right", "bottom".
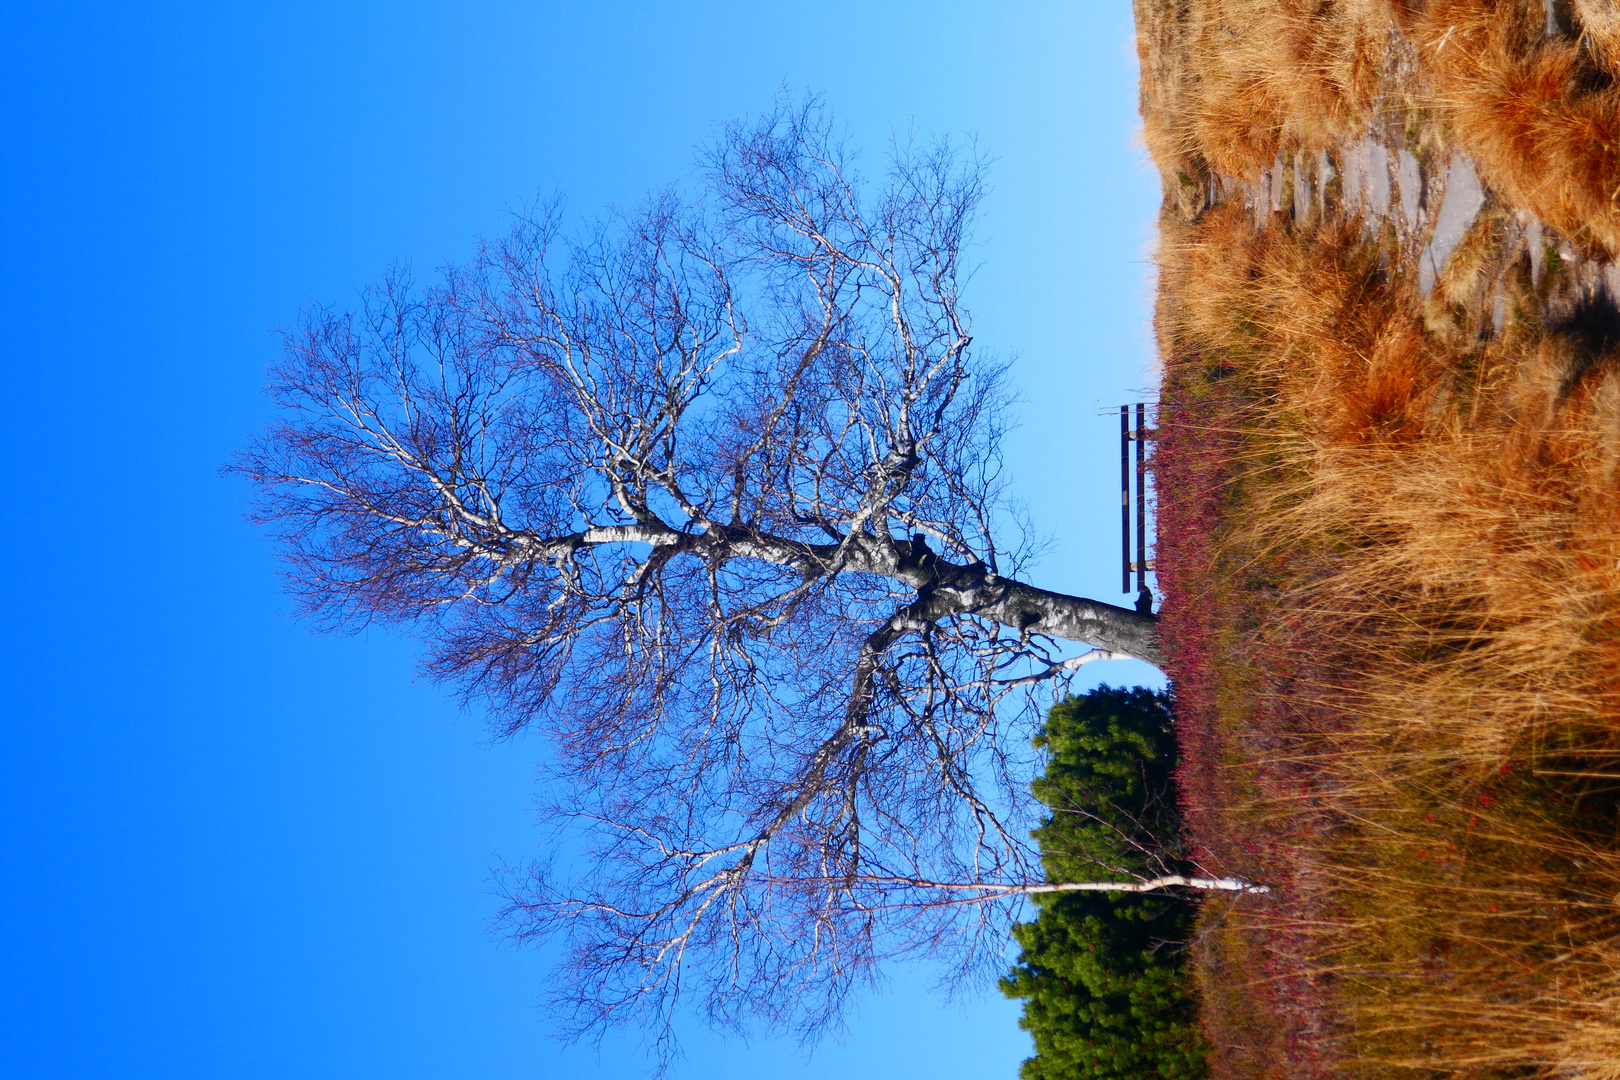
[{"left": 1000, "top": 686, "right": 1207, "bottom": 1079}]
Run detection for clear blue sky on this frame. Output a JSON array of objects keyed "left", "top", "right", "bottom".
[{"left": 0, "top": 3, "right": 1160, "bottom": 1077}]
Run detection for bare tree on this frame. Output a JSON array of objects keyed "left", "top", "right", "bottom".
[{"left": 236, "top": 99, "right": 1182, "bottom": 1059}]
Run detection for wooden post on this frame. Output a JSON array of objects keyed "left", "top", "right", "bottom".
[
  {"left": 1135, "top": 402, "right": 1147, "bottom": 594},
  {"left": 1120, "top": 405, "right": 1130, "bottom": 593}
]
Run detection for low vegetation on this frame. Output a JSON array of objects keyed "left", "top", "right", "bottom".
[
  {"left": 1136, "top": 0, "right": 1620, "bottom": 258},
  {"left": 1002, "top": 688, "right": 1207, "bottom": 1079},
  {"left": 1155, "top": 199, "right": 1620, "bottom": 1078},
  {"left": 1134, "top": 0, "right": 1620, "bottom": 1075}
]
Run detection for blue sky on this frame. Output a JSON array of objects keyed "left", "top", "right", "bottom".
[{"left": 0, "top": 3, "right": 1160, "bottom": 1077}]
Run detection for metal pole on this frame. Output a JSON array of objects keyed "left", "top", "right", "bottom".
[
  {"left": 1120, "top": 405, "right": 1130, "bottom": 593},
  {"left": 1135, "top": 402, "right": 1147, "bottom": 594}
]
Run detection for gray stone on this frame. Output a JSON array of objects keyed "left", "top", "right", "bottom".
[
  {"left": 1398, "top": 148, "right": 1422, "bottom": 230},
  {"left": 1604, "top": 261, "right": 1620, "bottom": 301},
  {"left": 1419, "top": 152, "right": 1487, "bottom": 297},
  {"left": 1341, "top": 141, "right": 1364, "bottom": 214},
  {"left": 1294, "top": 153, "right": 1309, "bottom": 221},
  {"left": 1528, "top": 220, "right": 1544, "bottom": 287},
  {"left": 1366, "top": 140, "right": 1391, "bottom": 223},
  {"left": 1318, "top": 148, "right": 1334, "bottom": 216}
]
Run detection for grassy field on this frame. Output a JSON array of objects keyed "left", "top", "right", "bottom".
[{"left": 1137, "top": 0, "right": 1620, "bottom": 1075}]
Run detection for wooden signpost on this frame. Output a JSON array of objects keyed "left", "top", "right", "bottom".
[{"left": 1120, "top": 404, "right": 1155, "bottom": 599}]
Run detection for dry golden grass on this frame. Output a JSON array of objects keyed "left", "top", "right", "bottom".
[
  {"left": 1408, "top": 0, "right": 1620, "bottom": 258},
  {"left": 1138, "top": 0, "right": 1620, "bottom": 1072},
  {"left": 1137, "top": 0, "right": 1620, "bottom": 252},
  {"left": 1135, "top": 0, "right": 1397, "bottom": 193},
  {"left": 1153, "top": 197, "right": 1620, "bottom": 1076}
]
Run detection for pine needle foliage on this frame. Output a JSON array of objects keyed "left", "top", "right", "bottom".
[{"left": 1001, "top": 687, "right": 1208, "bottom": 1080}]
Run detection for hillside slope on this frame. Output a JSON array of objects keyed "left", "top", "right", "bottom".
[{"left": 1137, "top": 2, "right": 1620, "bottom": 1076}]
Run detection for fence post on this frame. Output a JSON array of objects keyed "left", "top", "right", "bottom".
[
  {"left": 1120, "top": 405, "right": 1130, "bottom": 593},
  {"left": 1136, "top": 402, "right": 1148, "bottom": 595}
]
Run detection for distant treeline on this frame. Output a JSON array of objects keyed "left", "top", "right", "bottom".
[{"left": 1001, "top": 687, "right": 1206, "bottom": 1079}]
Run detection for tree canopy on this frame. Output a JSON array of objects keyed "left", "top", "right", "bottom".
[
  {"left": 235, "top": 97, "right": 1159, "bottom": 1054},
  {"left": 1001, "top": 687, "right": 1207, "bottom": 1080}
]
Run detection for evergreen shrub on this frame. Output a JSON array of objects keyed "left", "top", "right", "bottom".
[{"left": 1000, "top": 686, "right": 1207, "bottom": 1079}]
